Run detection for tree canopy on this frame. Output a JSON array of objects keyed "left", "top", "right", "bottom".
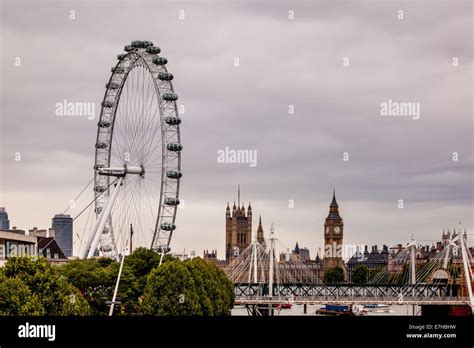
[
  {"left": 351, "top": 264, "right": 369, "bottom": 284},
  {"left": 1, "top": 257, "right": 90, "bottom": 315},
  {"left": 0, "top": 274, "right": 45, "bottom": 315},
  {"left": 0, "top": 250, "right": 235, "bottom": 316},
  {"left": 59, "top": 257, "right": 140, "bottom": 315},
  {"left": 324, "top": 266, "right": 345, "bottom": 284},
  {"left": 140, "top": 257, "right": 234, "bottom": 316}
]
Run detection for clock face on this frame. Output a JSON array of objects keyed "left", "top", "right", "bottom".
[
  {"left": 334, "top": 226, "right": 341, "bottom": 234},
  {"left": 325, "top": 227, "right": 329, "bottom": 234}
]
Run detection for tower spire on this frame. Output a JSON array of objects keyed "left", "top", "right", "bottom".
[
  {"left": 326, "top": 189, "right": 342, "bottom": 220},
  {"left": 330, "top": 189, "right": 338, "bottom": 207},
  {"left": 238, "top": 184, "right": 240, "bottom": 207},
  {"left": 257, "top": 214, "right": 264, "bottom": 244}
]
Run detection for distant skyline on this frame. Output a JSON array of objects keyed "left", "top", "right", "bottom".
[{"left": 0, "top": 0, "right": 472, "bottom": 259}]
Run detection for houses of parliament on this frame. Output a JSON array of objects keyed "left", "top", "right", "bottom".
[{"left": 204, "top": 187, "right": 345, "bottom": 273}]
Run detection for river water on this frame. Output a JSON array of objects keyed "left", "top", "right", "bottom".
[{"left": 231, "top": 304, "right": 420, "bottom": 316}]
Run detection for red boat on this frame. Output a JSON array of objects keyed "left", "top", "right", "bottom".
[{"left": 273, "top": 303, "right": 293, "bottom": 309}]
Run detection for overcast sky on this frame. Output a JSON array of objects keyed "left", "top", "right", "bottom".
[{"left": 0, "top": 0, "right": 472, "bottom": 259}]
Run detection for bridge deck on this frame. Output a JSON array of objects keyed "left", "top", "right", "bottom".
[{"left": 235, "top": 296, "right": 471, "bottom": 306}]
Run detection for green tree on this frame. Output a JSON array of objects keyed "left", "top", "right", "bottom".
[
  {"left": 182, "top": 259, "right": 214, "bottom": 314},
  {"left": 59, "top": 258, "right": 139, "bottom": 315},
  {"left": 182, "top": 258, "right": 235, "bottom": 315},
  {"left": 3, "top": 257, "right": 90, "bottom": 315},
  {"left": 204, "top": 260, "right": 235, "bottom": 314},
  {"left": 0, "top": 274, "right": 45, "bottom": 315},
  {"left": 324, "top": 266, "right": 345, "bottom": 284},
  {"left": 124, "top": 247, "right": 173, "bottom": 294},
  {"left": 351, "top": 264, "right": 369, "bottom": 284},
  {"left": 141, "top": 260, "right": 201, "bottom": 315}
]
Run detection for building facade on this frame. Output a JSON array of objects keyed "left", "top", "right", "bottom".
[
  {"left": 0, "top": 228, "right": 37, "bottom": 266},
  {"left": 37, "top": 237, "right": 67, "bottom": 263},
  {"left": 52, "top": 214, "right": 73, "bottom": 257},
  {"left": 347, "top": 245, "right": 390, "bottom": 281},
  {"left": 290, "top": 242, "right": 311, "bottom": 263},
  {"left": 225, "top": 200, "right": 252, "bottom": 261},
  {"left": 203, "top": 249, "right": 228, "bottom": 268}
]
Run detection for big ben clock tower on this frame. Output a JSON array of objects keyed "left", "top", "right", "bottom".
[{"left": 323, "top": 190, "right": 344, "bottom": 270}]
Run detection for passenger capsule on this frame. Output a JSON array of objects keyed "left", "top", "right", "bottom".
[
  {"left": 106, "top": 82, "right": 120, "bottom": 89},
  {"left": 102, "top": 100, "right": 114, "bottom": 108},
  {"left": 158, "top": 72, "right": 173, "bottom": 81},
  {"left": 124, "top": 45, "right": 135, "bottom": 52},
  {"left": 98, "top": 120, "right": 112, "bottom": 128},
  {"left": 131, "top": 40, "right": 153, "bottom": 48},
  {"left": 162, "top": 92, "right": 178, "bottom": 101},
  {"left": 155, "top": 246, "right": 171, "bottom": 253},
  {"left": 131, "top": 40, "right": 142, "bottom": 48},
  {"left": 166, "top": 143, "right": 183, "bottom": 152},
  {"left": 165, "top": 116, "right": 181, "bottom": 125},
  {"left": 153, "top": 57, "right": 168, "bottom": 65},
  {"left": 111, "top": 67, "right": 125, "bottom": 74},
  {"left": 160, "top": 223, "right": 176, "bottom": 231},
  {"left": 146, "top": 46, "right": 161, "bottom": 54},
  {"left": 117, "top": 53, "right": 126, "bottom": 60},
  {"left": 166, "top": 170, "right": 182, "bottom": 179},
  {"left": 164, "top": 197, "right": 180, "bottom": 206},
  {"left": 95, "top": 142, "right": 108, "bottom": 149}
]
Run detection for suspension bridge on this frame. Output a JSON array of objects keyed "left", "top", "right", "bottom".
[{"left": 224, "top": 224, "right": 474, "bottom": 315}]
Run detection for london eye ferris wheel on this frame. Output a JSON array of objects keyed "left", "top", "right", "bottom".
[{"left": 79, "top": 40, "right": 182, "bottom": 260}]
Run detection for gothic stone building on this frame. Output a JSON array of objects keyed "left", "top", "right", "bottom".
[{"left": 225, "top": 200, "right": 253, "bottom": 261}]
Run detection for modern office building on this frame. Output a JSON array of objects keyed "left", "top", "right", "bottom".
[
  {"left": 0, "top": 207, "right": 10, "bottom": 230},
  {"left": 51, "top": 214, "right": 73, "bottom": 257}
]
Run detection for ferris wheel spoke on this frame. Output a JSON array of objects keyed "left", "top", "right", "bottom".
[
  {"left": 142, "top": 136, "right": 165, "bottom": 167},
  {"left": 130, "top": 70, "right": 159, "bottom": 164},
  {"left": 126, "top": 68, "right": 141, "bottom": 156},
  {"left": 141, "top": 114, "right": 162, "bottom": 164},
  {"left": 125, "top": 93, "right": 141, "bottom": 159},
  {"left": 116, "top": 180, "right": 141, "bottom": 245},
  {"left": 139, "top": 102, "right": 160, "bottom": 153},
  {"left": 130, "top": 185, "right": 148, "bottom": 246},
  {"left": 113, "top": 178, "right": 139, "bottom": 233},
  {"left": 137, "top": 123, "right": 162, "bottom": 167}
]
